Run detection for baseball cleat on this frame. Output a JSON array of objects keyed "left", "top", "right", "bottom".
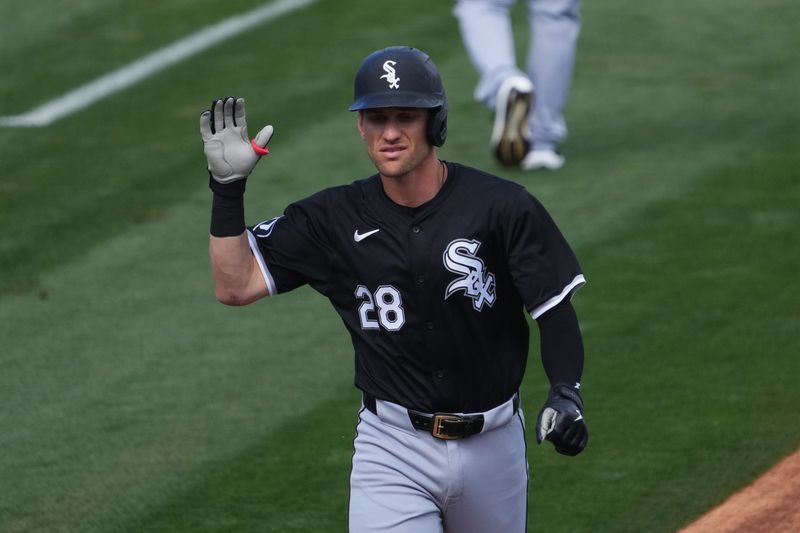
[
  {"left": 491, "top": 76, "right": 534, "bottom": 166},
  {"left": 521, "top": 149, "right": 565, "bottom": 171}
]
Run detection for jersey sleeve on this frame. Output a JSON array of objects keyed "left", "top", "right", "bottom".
[
  {"left": 505, "top": 191, "right": 585, "bottom": 319},
  {"left": 246, "top": 197, "right": 334, "bottom": 296}
]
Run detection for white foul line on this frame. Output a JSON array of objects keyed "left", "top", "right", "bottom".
[{"left": 0, "top": 0, "right": 317, "bottom": 128}]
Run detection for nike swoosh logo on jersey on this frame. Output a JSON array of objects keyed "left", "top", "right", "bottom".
[
  {"left": 574, "top": 409, "right": 583, "bottom": 422},
  {"left": 354, "top": 228, "right": 380, "bottom": 242}
]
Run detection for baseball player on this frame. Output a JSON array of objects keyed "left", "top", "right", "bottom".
[
  {"left": 453, "top": 0, "right": 582, "bottom": 170},
  {"left": 201, "top": 46, "right": 588, "bottom": 532}
]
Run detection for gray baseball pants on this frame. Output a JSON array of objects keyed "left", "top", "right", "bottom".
[
  {"left": 349, "top": 396, "right": 528, "bottom": 532},
  {"left": 454, "top": 0, "right": 582, "bottom": 150}
]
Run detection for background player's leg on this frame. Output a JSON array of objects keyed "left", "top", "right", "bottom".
[
  {"left": 525, "top": 0, "right": 581, "bottom": 152},
  {"left": 349, "top": 408, "right": 445, "bottom": 533},
  {"left": 441, "top": 414, "right": 529, "bottom": 533},
  {"left": 453, "top": 0, "right": 525, "bottom": 107}
]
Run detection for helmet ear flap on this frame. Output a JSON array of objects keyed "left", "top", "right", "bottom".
[{"left": 428, "top": 102, "right": 448, "bottom": 147}]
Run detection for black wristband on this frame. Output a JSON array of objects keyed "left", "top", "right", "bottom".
[{"left": 209, "top": 177, "right": 247, "bottom": 237}]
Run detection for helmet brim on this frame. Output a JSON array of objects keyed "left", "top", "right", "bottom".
[{"left": 348, "top": 91, "right": 444, "bottom": 112}]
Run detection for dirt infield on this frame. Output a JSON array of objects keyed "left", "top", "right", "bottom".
[{"left": 678, "top": 449, "right": 800, "bottom": 532}]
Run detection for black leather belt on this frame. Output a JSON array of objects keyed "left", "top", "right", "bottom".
[
  {"left": 408, "top": 410, "right": 484, "bottom": 440},
  {"left": 363, "top": 393, "right": 518, "bottom": 440}
]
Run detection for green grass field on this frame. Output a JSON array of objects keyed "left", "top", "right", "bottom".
[{"left": 1, "top": 0, "right": 799, "bottom": 531}]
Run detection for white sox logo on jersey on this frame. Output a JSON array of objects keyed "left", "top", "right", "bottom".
[
  {"left": 380, "top": 60, "right": 400, "bottom": 89},
  {"left": 443, "top": 239, "right": 496, "bottom": 311}
]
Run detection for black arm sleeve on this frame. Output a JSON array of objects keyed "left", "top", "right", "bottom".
[{"left": 536, "top": 300, "right": 584, "bottom": 386}]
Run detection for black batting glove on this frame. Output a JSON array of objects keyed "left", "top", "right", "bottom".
[{"left": 535, "top": 383, "right": 588, "bottom": 456}]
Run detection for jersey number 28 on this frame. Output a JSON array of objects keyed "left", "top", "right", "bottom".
[{"left": 355, "top": 285, "right": 405, "bottom": 331}]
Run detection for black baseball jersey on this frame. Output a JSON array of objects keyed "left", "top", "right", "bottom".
[{"left": 247, "top": 162, "right": 584, "bottom": 413}]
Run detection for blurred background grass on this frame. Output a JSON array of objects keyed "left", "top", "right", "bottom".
[{"left": 1, "top": 0, "right": 798, "bottom": 531}]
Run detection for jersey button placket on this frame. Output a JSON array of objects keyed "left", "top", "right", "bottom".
[
  {"left": 411, "top": 223, "right": 431, "bottom": 324},
  {"left": 410, "top": 223, "right": 436, "bottom": 339}
]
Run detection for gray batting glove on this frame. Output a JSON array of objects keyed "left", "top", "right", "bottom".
[
  {"left": 199, "top": 96, "right": 274, "bottom": 184},
  {"left": 535, "top": 383, "right": 588, "bottom": 456}
]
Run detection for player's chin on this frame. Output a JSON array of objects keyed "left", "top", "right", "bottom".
[
  {"left": 374, "top": 157, "right": 411, "bottom": 178},
  {"left": 377, "top": 161, "right": 401, "bottom": 176}
]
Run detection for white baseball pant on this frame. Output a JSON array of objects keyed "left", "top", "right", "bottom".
[
  {"left": 349, "top": 396, "right": 528, "bottom": 532},
  {"left": 453, "top": 0, "right": 582, "bottom": 150}
]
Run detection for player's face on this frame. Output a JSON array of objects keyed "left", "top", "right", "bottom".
[{"left": 358, "top": 107, "right": 432, "bottom": 178}]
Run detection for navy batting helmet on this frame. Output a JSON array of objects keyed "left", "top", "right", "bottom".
[{"left": 349, "top": 46, "right": 448, "bottom": 147}]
